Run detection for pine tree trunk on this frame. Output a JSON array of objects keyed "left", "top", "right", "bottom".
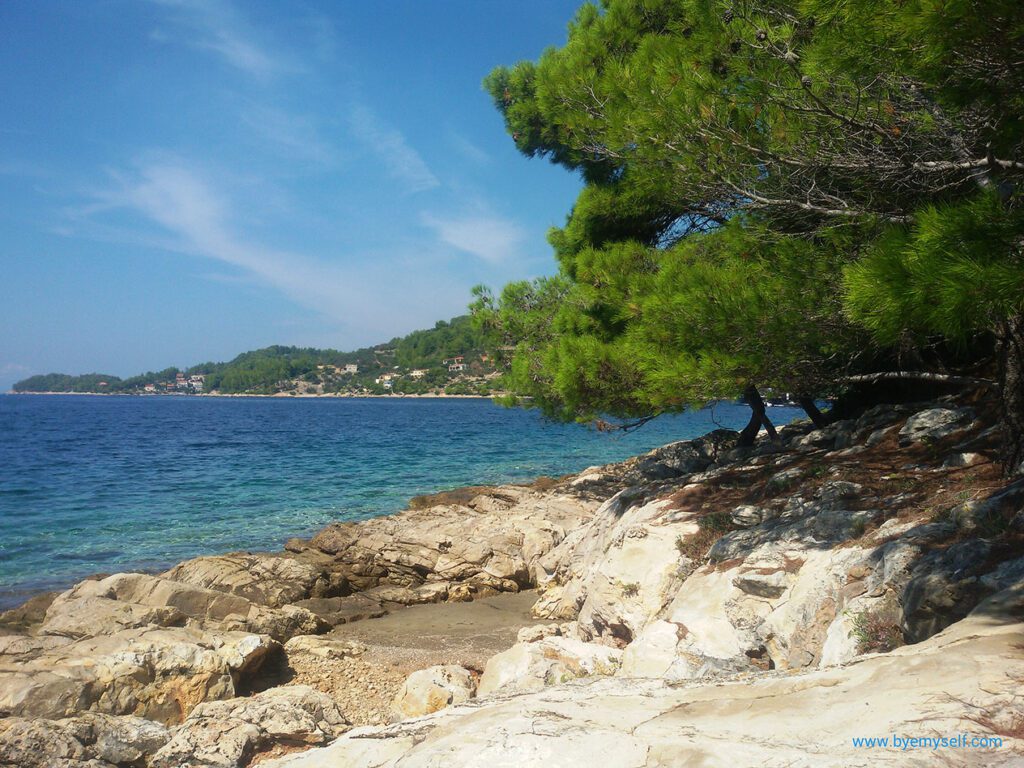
[
  {"left": 760, "top": 404, "right": 779, "bottom": 440},
  {"left": 999, "top": 314, "right": 1024, "bottom": 476},
  {"left": 798, "top": 396, "right": 830, "bottom": 429},
  {"left": 738, "top": 405, "right": 761, "bottom": 446},
  {"left": 738, "top": 384, "right": 778, "bottom": 446}
]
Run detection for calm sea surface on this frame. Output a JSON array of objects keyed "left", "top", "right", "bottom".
[{"left": 0, "top": 395, "right": 802, "bottom": 608}]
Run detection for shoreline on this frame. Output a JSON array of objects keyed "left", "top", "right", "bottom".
[
  {"left": 2, "top": 391, "right": 500, "bottom": 399},
  {"left": 2, "top": 396, "right": 1022, "bottom": 766}
]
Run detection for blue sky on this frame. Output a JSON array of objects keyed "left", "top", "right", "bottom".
[{"left": 0, "top": 0, "right": 585, "bottom": 388}]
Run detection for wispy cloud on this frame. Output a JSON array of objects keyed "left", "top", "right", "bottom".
[
  {"left": 240, "top": 106, "right": 338, "bottom": 165},
  {"left": 449, "top": 132, "right": 490, "bottom": 165},
  {"left": 64, "top": 157, "right": 470, "bottom": 339},
  {"left": 348, "top": 105, "right": 440, "bottom": 193},
  {"left": 150, "top": 0, "right": 288, "bottom": 78},
  {"left": 420, "top": 210, "right": 526, "bottom": 264},
  {"left": 77, "top": 159, "right": 356, "bottom": 321}
]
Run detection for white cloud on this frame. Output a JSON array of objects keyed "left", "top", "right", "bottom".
[
  {"left": 240, "top": 106, "right": 338, "bottom": 165},
  {"left": 150, "top": 0, "right": 288, "bottom": 78},
  {"left": 449, "top": 132, "right": 490, "bottom": 165},
  {"left": 420, "top": 211, "right": 526, "bottom": 264},
  {"left": 348, "top": 106, "right": 440, "bottom": 194},
  {"left": 65, "top": 157, "right": 471, "bottom": 341},
  {"left": 80, "top": 160, "right": 354, "bottom": 322}
]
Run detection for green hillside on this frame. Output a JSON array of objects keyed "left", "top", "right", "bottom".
[{"left": 13, "top": 315, "right": 497, "bottom": 396}]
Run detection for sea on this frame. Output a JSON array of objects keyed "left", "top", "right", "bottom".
[{"left": 0, "top": 395, "right": 803, "bottom": 609}]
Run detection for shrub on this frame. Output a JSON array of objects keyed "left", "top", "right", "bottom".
[
  {"left": 676, "top": 512, "right": 737, "bottom": 562},
  {"left": 620, "top": 581, "right": 640, "bottom": 597},
  {"left": 850, "top": 608, "right": 904, "bottom": 654}
]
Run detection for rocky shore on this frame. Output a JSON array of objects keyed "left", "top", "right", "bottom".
[{"left": 2, "top": 396, "right": 1022, "bottom": 766}]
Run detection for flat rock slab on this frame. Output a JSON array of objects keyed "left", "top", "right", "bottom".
[
  {"left": 259, "top": 587, "right": 1024, "bottom": 767},
  {"left": 329, "top": 590, "right": 538, "bottom": 669},
  {"left": 294, "top": 595, "right": 387, "bottom": 625}
]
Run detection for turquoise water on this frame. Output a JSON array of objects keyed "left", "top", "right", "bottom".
[{"left": 0, "top": 395, "right": 802, "bottom": 608}]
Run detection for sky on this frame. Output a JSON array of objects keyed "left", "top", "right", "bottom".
[{"left": 0, "top": 0, "right": 586, "bottom": 389}]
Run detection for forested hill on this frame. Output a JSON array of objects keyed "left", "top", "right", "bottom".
[{"left": 12, "top": 315, "right": 497, "bottom": 396}]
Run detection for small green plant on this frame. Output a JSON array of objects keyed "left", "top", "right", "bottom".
[
  {"left": 850, "top": 608, "right": 904, "bottom": 654},
  {"left": 621, "top": 581, "right": 640, "bottom": 597},
  {"left": 767, "top": 471, "right": 803, "bottom": 494},
  {"left": 675, "top": 513, "right": 738, "bottom": 562},
  {"left": 849, "top": 517, "right": 868, "bottom": 538},
  {"left": 929, "top": 505, "right": 948, "bottom": 523}
]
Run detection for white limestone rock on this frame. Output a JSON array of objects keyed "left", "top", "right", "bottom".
[
  {"left": 389, "top": 665, "right": 476, "bottom": 722},
  {"left": 477, "top": 636, "right": 622, "bottom": 697}
]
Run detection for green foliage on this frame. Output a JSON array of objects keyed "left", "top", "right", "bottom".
[
  {"left": 390, "top": 316, "right": 483, "bottom": 369},
  {"left": 478, "top": 0, "right": 1024, "bottom": 434},
  {"left": 620, "top": 581, "right": 641, "bottom": 597},
  {"left": 845, "top": 192, "right": 1024, "bottom": 344},
  {"left": 14, "top": 316, "right": 496, "bottom": 396},
  {"left": 12, "top": 373, "right": 123, "bottom": 393},
  {"left": 850, "top": 607, "right": 904, "bottom": 654},
  {"left": 475, "top": 221, "right": 863, "bottom": 422},
  {"left": 675, "top": 511, "right": 738, "bottom": 561}
]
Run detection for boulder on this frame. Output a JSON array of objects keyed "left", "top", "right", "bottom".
[
  {"left": 41, "top": 572, "right": 327, "bottom": 643},
  {"left": 283, "top": 635, "right": 366, "bottom": 660},
  {"left": 151, "top": 686, "right": 348, "bottom": 768},
  {"left": 943, "top": 451, "right": 985, "bottom": 468},
  {"left": 516, "top": 623, "right": 562, "bottom": 643},
  {"left": 898, "top": 407, "right": 976, "bottom": 447},
  {"left": 163, "top": 553, "right": 335, "bottom": 608},
  {"left": 0, "top": 591, "right": 58, "bottom": 632},
  {"left": 0, "top": 626, "right": 277, "bottom": 723},
  {"left": 574, "top": 507, "right": 692, "bottom": 645},
  {"left": 618, "top": 620, "right": 687, "bottom": 678},
  {"left": 0, "top": 713, "right": 169, "bottom": 768},
  {"left": 39, "top": 596, "right": 187, "bottom": 639},
  {"left": 306, "top": 489, "right": 596, "bottom": 599},
  {"left": 901, "top": 539, "right": 994, "bottom": 642},
  {"left": 477, "top": 637, "right": 622, "bottom": 697},
  {"left": 389, "top": 665, "right": 476, "bottom": 722},
  {"left": 730, "top": 505, "right": 767, "bottom": 527},
  {"left": 530, "top": 490, "right": 697, "bottom": 645},
  {"left": 0, "top": 717, "right": 99, "bottom": 768}
]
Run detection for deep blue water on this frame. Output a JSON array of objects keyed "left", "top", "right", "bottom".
[{"left": 0, "top": 395, "right": 802, "bottom": 608}]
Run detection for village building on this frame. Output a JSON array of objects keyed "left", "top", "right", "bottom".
[{"left": 443, "top": 355, "right": 466, "bottom": 373}]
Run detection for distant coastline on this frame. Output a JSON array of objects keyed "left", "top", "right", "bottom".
[{"left": 4, "top": 390, "right": 499, "bottom": 399}]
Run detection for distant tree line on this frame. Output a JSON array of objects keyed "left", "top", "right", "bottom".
[{"left": 13, "top": 316, "right": 495, "bottom": 396}]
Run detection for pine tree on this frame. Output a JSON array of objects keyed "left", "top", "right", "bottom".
[{"left": 480, "top": 0, "right": 1024, "bottom": 467}]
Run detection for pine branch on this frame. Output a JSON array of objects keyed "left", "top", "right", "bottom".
[{"left": 841, "top": 371, "right": 995, "bottom": 387}]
